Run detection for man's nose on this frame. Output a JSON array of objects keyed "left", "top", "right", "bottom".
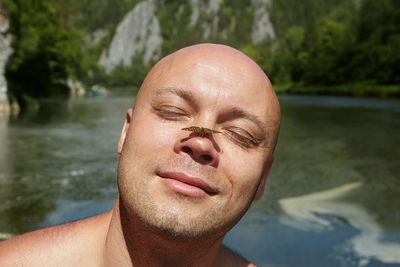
[{"left": 174, "top": 135, "right": 219, "bottom": 166}]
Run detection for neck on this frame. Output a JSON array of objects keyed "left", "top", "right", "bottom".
[{"left": 102, "top": 196, "right": 225, "bottom": 267}]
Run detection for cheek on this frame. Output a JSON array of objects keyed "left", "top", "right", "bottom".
[
  {"left": 128, "top": 114, "right": 179, "bottom": 154},
  {"left": 119, "top": 116, "right": 175, "bottom": 187},
  {"left": 222, "top": 153, "right": 264, "bottom": 201}
]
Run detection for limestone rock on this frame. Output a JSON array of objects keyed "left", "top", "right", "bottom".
[
  {"left": 252, "top": 0, "right": 275, "bottom": 44},
  {"left": 85, "top": 29, "right": 108, "bottom": 47},
  {"left": 99, "top": 0, "right": 162, "bottom": 73},
  {"left": 99, "top": 0, "right": 278, "bottom": 74},
  {"left": 0, "top": 11, "right": 12, "bottom": 116},
  {"left": 189, "top": 0, "right": 223, "bottom": 39}
]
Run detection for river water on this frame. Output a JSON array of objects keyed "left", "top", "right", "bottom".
[{"left": 0, "top": 93, "right": 399, "bottom": 266}]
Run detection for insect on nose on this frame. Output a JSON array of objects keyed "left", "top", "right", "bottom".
[
  {"left": 181, "top": 126, "right": 221, "bottom": 137},
  {"left": 176, "top": 126, "right": 220, "bottom": 165}
]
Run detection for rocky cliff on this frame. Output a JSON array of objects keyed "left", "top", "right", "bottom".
[
  {"left": 252, "top": 0, "right": 275, "bottom": 44},
  {"left": 99, "top": 0, "right": 275, "bottom": 73},
  {"left": 0, "top": 10, "right": 12, "bottom": 115},
  {"left": 99, "top": 0, "right": 162, "bottom": 74},
  {"left": 189, "top": 0, "right": 223, "bottom": 39}
]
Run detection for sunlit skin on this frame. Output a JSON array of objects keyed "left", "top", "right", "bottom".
[{"left": 0, "top": 44, "right": 280, "bottom": 267}]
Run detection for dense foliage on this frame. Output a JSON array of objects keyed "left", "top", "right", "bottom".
[
  {"left": 268, "top": 0, "right": 400, "bottom": 89},
  {"left": 3, "top": 0, "right": 82, "bottom": 104},
  {"left": 3, "top": 0, "right": 400, "bottom": 100}
]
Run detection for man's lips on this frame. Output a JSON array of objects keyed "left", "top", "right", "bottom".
[{"left": 157, "top": 172, "right": 217, "bottom": 197}]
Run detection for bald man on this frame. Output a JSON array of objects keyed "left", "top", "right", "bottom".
[{"left": 0, "top": 43, "right": 280, "bottom": 267}]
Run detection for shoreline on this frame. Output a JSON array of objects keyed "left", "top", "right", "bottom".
[{"left": 273, "top": 84, "right": 400, "bottom": 98}]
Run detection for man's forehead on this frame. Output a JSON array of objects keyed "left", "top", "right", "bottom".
[
  {"left": 137, "top": 44, "right": 280, "bottom": 126},
  {"left": 168, "top": 45, "right": 268, "bottom": 83},
  {"left": 144, "top": 49, "right": 270, "bottom": 98},
  {"left": 144, "top": 44, "right": 269, "bottom": 84}
]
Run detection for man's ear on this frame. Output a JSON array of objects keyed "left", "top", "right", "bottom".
[
  {"left": 254, "top": 157, "right": 274, "bottom": 201},
  {"left": 117, "top": 108, "right": 133, "bottom": 155}
]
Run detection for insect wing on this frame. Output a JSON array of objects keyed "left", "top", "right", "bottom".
[
  {"left": 181, "top": 126, "right": 220, "bottom": 135},
  {"left": 182, "top": 126, "right": 201, "bottom": 133},
  {"left": 204, "top": 128, "right": 221, "bottom": 134}
]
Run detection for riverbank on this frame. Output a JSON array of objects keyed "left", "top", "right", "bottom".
[
  {"left": 274, "top": 83, "right": 400, "bottom": 98},
  {"left": 107, "top": 85, "right": 139, "bottom": 93},
  {"left": 108, "top": 84, "right": 400, "bottom": 98},
  {"left": 9, "top": 83, "right": 400, "bottom": 115}
]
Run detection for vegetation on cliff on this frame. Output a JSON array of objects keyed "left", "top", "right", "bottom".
[
  {"left": 268, "top": 0, "right": 400, "bottom": 96},
  {"left": 3, "top": 0, "right": 80, "bottom": 107},
  {"left": 3, "top": 0, "right": 400, "bottom": 102}
]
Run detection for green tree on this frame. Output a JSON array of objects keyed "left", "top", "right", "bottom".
[
  {"left": 348, "top": 0, "right": 400, "bottom": 84},
  {"left": 157, "top": 1, "right": 202, "bottom": 56},
  {"left": 4, "top": 0, "right": 81, "bottom": 105},
  {"left": 304, "top": 18, "right": 354, "bottom": 85},
  {"left": 218, "top": 0, "right": 253, "bottom": 47},
  {"left": 270, "top": 26, "right": 308, "bottom": 83}
]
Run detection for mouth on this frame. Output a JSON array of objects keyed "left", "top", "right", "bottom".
[{"left": 157, "top": 171, "right": 218, "bottom": 197}]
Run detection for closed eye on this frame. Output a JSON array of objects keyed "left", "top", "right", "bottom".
[
  {"left": 154, "top": 105, "right": 189, "bottom": 120},
  {"left": 223, "top": 127, "right": 261, "bottom": 148}
]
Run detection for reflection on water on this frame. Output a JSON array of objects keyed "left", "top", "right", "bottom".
[
  {"left": 279, "top": 182, "right": 364, "bottom": 232},
  {"left": 280, "top": 182, "right": 400, "bottom": 265},
  {"left": 0, "top": 94, "right": 131, "bottom": 234},
  {"left": 226, "top": 95, "right": 400, "bottom": 267},
  {"left": 0, "top": 93, "right": 399, "bottom": 266}
]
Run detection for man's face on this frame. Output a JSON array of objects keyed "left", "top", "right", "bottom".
[{"left": 117, "top": 45, "right": 280, "bottom": 240}]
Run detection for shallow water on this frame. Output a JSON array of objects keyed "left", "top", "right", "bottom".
[{"left": 0, "top": 93, "right": 399, "bottom": 266}]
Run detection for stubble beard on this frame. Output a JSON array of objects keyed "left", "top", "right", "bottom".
[
  {"left": 117, "top": 155, "right": 253, "bottom": 241},
  {"left": 126, "top": 187, "right": 225, "bottom": 240}
]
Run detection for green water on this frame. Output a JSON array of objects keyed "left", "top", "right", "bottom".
[{"left": 0, "top": 93, "right": 399, "bottom": 266}]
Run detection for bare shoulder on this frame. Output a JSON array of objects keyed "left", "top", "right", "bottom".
[
  {"left": 214, "top": 244, "right": 257, "bottom": 267},
  {"left": 0, "top": 211, "right": 112, "bottom": 266}
]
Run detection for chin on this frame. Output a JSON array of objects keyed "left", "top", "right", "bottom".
[
  {"left": 144, "top": 208, "right": 227, "bottom": 241},
  {"left": 130, "top": 192, "right": 228, "bottom": 241}
]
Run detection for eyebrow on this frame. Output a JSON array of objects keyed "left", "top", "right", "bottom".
[
  {"left": 224, "top": 107, "right": 267, "bottom": 138},
  {"left": 154, "top": 87, "right": 198, "bottom": 106}
]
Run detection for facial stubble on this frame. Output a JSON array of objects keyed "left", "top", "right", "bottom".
[{"left": 117, "top": 154, "right": 256, "bottom": 241}]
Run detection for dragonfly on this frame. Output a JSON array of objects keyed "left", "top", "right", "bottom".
[{"left": 181, "top": 126, "right": 221, "bottom": 137}]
